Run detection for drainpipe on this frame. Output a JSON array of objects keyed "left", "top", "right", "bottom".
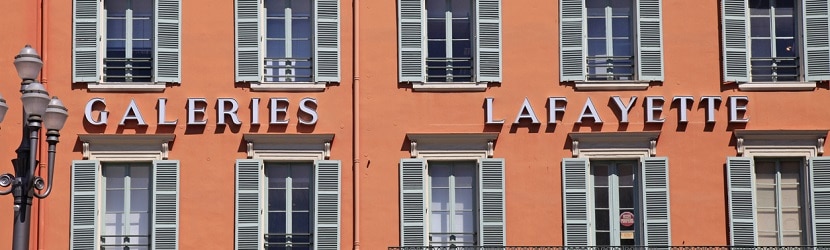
[
  {"left": 36, "top": 0, "right": 48, "bottom": 249},
  {"left": 351, "top": 0, "right": 361, "bottom": 249}
]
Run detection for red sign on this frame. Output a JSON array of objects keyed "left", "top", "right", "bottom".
[{"left": 620, "top": 212, "right": 635, "bottom": 227}]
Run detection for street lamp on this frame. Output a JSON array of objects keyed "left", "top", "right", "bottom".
[{"left": 0, "top": 45, "right": 69, "bottom": 250}]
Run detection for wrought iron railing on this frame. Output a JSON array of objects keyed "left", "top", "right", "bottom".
[
  {"left": 264, "top": 57, "right": 313, "bottom": 82},
  {"left": 264, "top": 233, "right": 313, "bottom": 249},
  {"left": 586, "top": 55, "right": 635, "bottom": 81},
  {"left": 426, "top": 57, "right": 473, "bottom": 82},
  {"left": 103, "top": 57, "right": 153, "bottom": 82},
  {"left": 389, "top": 247, "right": 830, "bottom": 250},
  {"left": 99, "top": 234, "right": 150, "bottom": 249},
  {"left": 429, "top": 232, "right": 477, "bottom": 246},
  {"left": 750, "top": 57, "right": 799, "bottom": 82}
]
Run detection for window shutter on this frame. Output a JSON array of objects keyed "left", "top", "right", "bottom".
[
  {"left": 314, "top": 160, "right": 341, "bottom": 250},
  {"left": 475, "top": 0, "right": 502, "bottom": 83},
  {"left": 802, "top": 0, "right": 830, "bottom": 81},
  {"left": 70, "top": 160, "right": 99, "bottom": 250},
  {"left": 562, "top": 158, "right": 589, "bottom": 245},
  {"left": 559, "top": 0, "right": 585, "bottom": 82},
  {"left": 235, "top": 0, "right": 262, "bottom": 82},
  {"left": 154, "top": 0, "right": 181, "bottom": 83},
  {"left": 478, "top": 158, "right": 506, "bottom": 245},
  {"left": 726, "top": 157, "right": 757, "bottom": 246},
  {"left": 235, "top": 159, "right": 263, "bottom": 250},
  {"left": 398, "top": 0, "right": 426, "bottom": 82},
  {"left": 641, "top": 157, "right": 670, "bottom": 246},
  {"left": 636, "top": 0, "right": 664, "bottom": 81},
  {"left": 721, "top": 0, "right": 750, "bottom": 82},
  {"left": 152, "top": 160, "right": 179, "bottom": 250},
  {"left": 809, "top": 157, "right": 830, "bottom": 245},
  {"left": 399, "top": 158, "right": 427, "bottom": 246},
  {"left": 73, "top": 0, "right": 100, "bottom": 83},
  {"left": 314, "top": 0, "right": 341, "bottom": 83}
]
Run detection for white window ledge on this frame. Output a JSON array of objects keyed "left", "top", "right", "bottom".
[
  {"left": 738, "top": 82, "right": 816, "bottom": 91},
  {"left": 410, "top": 82, "right": 488, "bottom": 92},
  {"left": 243, "top": 133, "right": 334, "bottom": 160},
  {"left": 573, "top": 80, "right": 651, "bottom": 90},
  {"left": 79, "top": 134, "right": 175, "bottom": 160},
  {"left": 86, "top": 82, "right": 167, "bottom": 92},
  {"left": 407, "top": 133, "right": 499, "bottom": 159},
  {"left": 733, "top": 129, "right": 828, "bottom": 157},
  {"left": 249, "top": 82, "right": 328, "bottom": 92},
  {"left": 569, "top": 131, "right": 660, "bottom": 159}
]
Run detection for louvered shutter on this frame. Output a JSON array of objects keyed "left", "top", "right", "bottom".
[
  {"left": 154, "top": 0, "right": 181, "bottom": 83},
  {"left": 315, "top": 160, "right": 341, "bottom": 250},
  {"left": 475, "top": 0, "right": 501, "bottom": 82},
  {"left": 400, "top": 158, "right": 427, "bottom": 246},
  {"left": 810, "top": 157, "right": 830, "bottom": 245},
  {"left": 73, "top": 0, "right": 100, "bottom": 82},
  {"left": 562, "top": 158, "right": 589, "bottom": 245},
  {"left": 314, "top": 0, "right": 340, "bottom": 82},
  {"left": 636, "top": 0, "right": 664, "bottom": 81},
  {"left": 236, "top": 0, "right": 262, "bottom": 82},
  {"left": 152, "top": 160, "right": 179, "bottom": 249},
  {"left": 802, "top": 0, "right": 830, "bottom": 81},
  {"left": 641, "top": 157, "right": 670, "bottom": 246},
  {"left": 721, "top": 0, "right": 750, "bottom": 82},
  {"left": 236, "top": 159, "right": 263, "bottom": 250},
  {"left": 559, "top": 0, "right": 585, "bottom": 82},
  {"left": 71, "top": 160, "right": 99, "bottom": 250},
  {"left": 398, "top": 0, "right": 426, "bottom": 82},
  {"left": 727, "top": 157, "right": 757, "bottom": 246},
  {"left": 478, "top": 158, "right": 505, "bottom": 245}
]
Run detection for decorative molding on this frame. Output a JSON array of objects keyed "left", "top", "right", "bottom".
[
  {"left": 733, "top": 129, "right": 828, "bottom": 157},
  {"left": 568, "top": 131, "right": 660, "bottom": 159},
  {"left": 249, "top": 82, "right": 327, "bottom": 92},
  {"left": 87, "top": 83, "right": 167, "bottom": 92},
  {"left": 243, "top": 133, "right": 334, "bottom": 161},
  {"left": 407, "top": 133, "right": 499, "bottom": 160},
  {"left": 78, "top": 134, "right": 175, "bottom": 160},
  {"left": 410, "top": 82, "right": 488, "bottom": 92},
  {"left": 574, "top": 81, "right": 650, "bottom": 91},
  {"left": 738, "top": 82, "right": 816, "bottom": 91}
]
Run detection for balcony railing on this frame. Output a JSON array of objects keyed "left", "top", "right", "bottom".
[
  {"left": 390, "top": 247, "right": 830, "bottom": 250},
  {"left": 426, "top": 57, "right": 473, "bottom": 82},
  {"left": 264, "top": 233, "right": 313, "bottom": 249},
  {"left": 264, "top": 57, "right": 313, "bottom": 82},
  {"left": 586, "top": 55, "right": 635, "bottom": 81},
  {"left": 99, "top": 234, "right": 150, "bottom": 249},
  {"left": 103, "top": 57, "right": 153, "bottom": 82},
  {"left": 751, "top": 57, "right": 799, "bottom": 82}
]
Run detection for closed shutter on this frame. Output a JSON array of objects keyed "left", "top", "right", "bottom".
[
  {"left": 562, "top": 158, "right": 589, "bottom": 245},
  {"left": 235, "top": 0, "right": 262, "bottom": 82},
  {"left": 802, "top": 0, "right": 830, "bottom": 81},
  {"left": 152, "top": 160, "right": 179, "bottom": 249},
  {"left": 400, "top": 158, "right": 427, "bottom": 246},
  {"left": 721, "top": 0, "right": 750, "bottom": 82},
  {"left": 475, "top": 0, "right": 502, "bottom": 82},
  {"left": 73, "top": 0, "right": 100, "bottom": 83},
  {"left": 727, "top": 157, "right": 757, "bottom": 246},
  {"left": 398, "top": 0, "right": 426, "bottom": 82},
  {"left": 71, "top": 160, "right": 99, "bottom": 250},
  {"left": 809, "top": 157, "right": 830, "bottom": 245},
  {"left": 154, "top": 0, "right": 181, "bottom": 83},
  {"left": 559, "top": 0, "right": 585, "bottom": 82},
  {"left": 236, "top": 159, "right": 263, "bottom": 250},
  {"left": 641, "top": 157, "right": 670, "bottom": 246},
  {"left": 314, "top": 0, "right": 341, "bottom": 82},
  {"left": 478, "top": 158, "right": 505, "bottom": 245},
  {"left": 315, "top": 160, "right": 341, "bottom": 250},
  {"left": 636, "top": 0, "right": 664, "bottom": 81}
]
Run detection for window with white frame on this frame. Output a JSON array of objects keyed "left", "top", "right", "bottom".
[
  {"left": 586, "top": 0, "right": 635, "bottom": 81},
  {"left": 104, "top": 0, "right": 154, "bottom": 83},
  {"left": 749, "top": 0, "right": 799, "bottom": 82},
  {"left": 264, "top": 0, "right": 314, "bottom": 82},
  {"left": 426, "top": 0, "right": 474, "bottom": 82},
  {"left": 101, "top": 163, "right": 152, "bottom": 250},
  {"left": 591, "top": 160, "right": 639, "bottom": 246},
  {"left": 754, "top": 158, "right": 807, "bottom": 245},
  {"left": 265, "top": 162, "right": 314, "bottom": 249},
  {"left": 428, "top": 161, "right": 477, "bottom": 246}
]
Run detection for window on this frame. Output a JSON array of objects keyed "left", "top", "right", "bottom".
[
  {"left": 398, "top": 0, "right": 502, "bottom": 89},
  {"left": 754, "top": 158, "right": 807, "bottom": 245},
  {"left": 72, "top": 0, "right": 180, "bottom": 89},
  {"left": 265, "top": 0, "right": 313, "bottom": 82},
  {"left": 586, "top": 0, "right": 634, "bottom": 81},
  {"left": 265, "top": 162, "right": 314, "bottom": 249},
  {"left": 101, "top": 163, "right": 152, "bottom": 250},
  {"left": 428, "top": 161, "right": 476, "bottom": 246},
  {"left": 591, "top": 161, "right": 639, "bottom": 246},
  {"left": 749, "top": 0, "right": 799, "bottom": 82}
]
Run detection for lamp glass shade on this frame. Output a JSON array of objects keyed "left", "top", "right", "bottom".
[
  {"left": 21, "top": 83, "right": 50, "bottom": 117},
  {"left": 0, "top": 98, "right": 7, "bottom": 124},
  {"left": 44, "top": 97, "right": 69, "bottom": 131},
  {"left": 14, "top": 46, "right": 43, "bottom": 80}
]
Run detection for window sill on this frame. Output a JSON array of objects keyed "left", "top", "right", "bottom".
[
  {"left": 87, "top": 82, "right": 167, "bottom": 92},
  {"left": 410, "top": 82, "right": 488, "bottom": 92},
  {"left": 573, "top": 81, "right": 651, "bottom": 91},
  {"left": 737, "top": 82, "right": 816, "bottom": 91},
  {"left": 249, "top": 82, "right": 327, "bottom": 92}
]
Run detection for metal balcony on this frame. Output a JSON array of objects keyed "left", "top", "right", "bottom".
[{"left": 390, "top": 246, "right": 830, "bottom": 250}]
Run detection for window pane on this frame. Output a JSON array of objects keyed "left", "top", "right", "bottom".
[
  {"left": 105, "top": 166, "right": 127, "bottom": 188},
  {"left": 776, "top": 38, "right": 796, "bottom": 58},
  {"left": 430, "top": 211, "right": 450, "bottom": 233},
  {"left": 756, "top": 210, "right": 778, "bottom": 235},
  {"left": 595, "top": 231, "right": 611, "bottom": 246},
  {"left": 133, "top": 0, "right": 153, "bottom": 17},
  {"left": 781, "top": 209, "right": 802, "bottom": 235},
  {"left": 267, "top": 19, "right": 287, "bottom": 39},
  {"left": 427, "top": 19, "right": 447, "bottom": 40},
  {"left": 455, "top": 188, "right": 473, "bottom": 211},
  {"left": 455, "top": 211, "right": 474, "bottom": 233},
  {"left": 758, "top": 233, "right": 778, "bottom": 246},
  {"left": 611, "top": 0, "right": 633, "bottom": 14},
  {"left": 595, "top": 209, "right": 609, "bottom": 230},
  {"left": 430, "top": 166, "right": 451, "bottom": 188},
  {"left": 268, "top": 166, "right": 289, "bottom": 188},
  {"left": 618, "top": 165, "right": 634, "bottom": 186},
  {"left": 265, "top": 0, "right": 287, "bottom": 17},
  {"left": 451, "top": 0, "right": 471, "bottom": 18},
  {"left": 594, "top": 187, "right": 609, "bottom": 208},
  {"left": 587, "top": 18, "right": 606, "bottom": 38},
  {"left": 292, "top": 18, "right": 312, "bottom": 39},
  {"left": 291, "top": 0, "right": 311, "bottom": 16},
  {"left": 775, "top": 0, "right": 795, "bottom": 16},
  {"left": 612, "top": 38, "right": 632, "bottom": 57},
  {"left": 749, "top": 0, "right": 771, "bottom": 15},
  {"left": 107, "top": 19, "right": 127, "bottom": 39},
  {"left": 130, "top": 189, "right": 150, "bottom": 212},
  {"left": 452, "top": 40, "right": 472, "bottom": 58},
  {"left": 130, "top": 167, "right": 150, "bottom": 189},
  {"left": 268, "top": 212, "right": 286, "bottom": 233},
  {"left": 752, "top": 39, "right": 772, "bottom": 57},
  {"left": 775, "top": 17, "right": 795, "bottom": 38},
  {"left": 292, "top": 40, "right": 312, "bottom": 58},
  {"left": 593, "top": 165, "right": 609, "bottom": 186},
  {"left": 782, "top": 234, "right": 803, "bottom": 246},
  {"left": 291, "top": 165, "right": 312, "bottom": 188},
  {"left": 292, "top": 189, "right": 310, "bottom": 211},
  {"left": 292, "top": 211, "right": 310, "bottom": 233},
  {"left": 426, "top": 0, "right": 447, "bottom": 18},
  {"left": 619, "top": 187, "right": 634, "bottom": 209},
  {"left": 105, "top": 0, "right": 128, "bottom": 17},
  {"left": 452, "top": 19, "right": 471, "bottom": 39},
  {"left": 266, "top": 40, "right": 287, "bottom": 59},
  {"left": 588, "top": 39, "right": 607, "bottom": 57},
  {"left": 619, "top": 209, "right": 636, "bottom": 231},
  {"left": 269, "top": 189, "right": 287, "bottom": 211},
  {"left": 751, "top": 17, "right": 771, "bottom": 38},
  {"left": 585, "top": 0, "right": 606, "bottom": 17},
  {"left": 431, "top": 188, "right": 449, "bottom": 211},
  {"left": 454, "top": 165, "right": 474, "bottom": 187},
  {"left": 611, "top": 17, "right": 631, "bottom": 38},
  {"left": 104, "top": 212, "right": 123, "bottom": 235},
  {"left": 106, "top": 190, "right": 125, "bottom": 212}
]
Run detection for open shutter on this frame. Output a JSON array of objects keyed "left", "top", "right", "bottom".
[
  {"left": 636, "top": 0, "right": 664, "bottom": 81},
  {"left": 235, "top": 0, "right": 262, "bottom": 82},
  {"left": 398, "top": 0, "right": 426, "bottom": 82},
  {"left": 802, "top": 0, "right": 830, "bottom": 81},
  {"left": 475, "top": 0, "right": 502, "bottom": 82},
  {"left": 236, "top": 159, "right": 263, "bottom": 250},
  {"left": 641, "top": 157, "right": 670, "bottom": 246},
  {"left": 559, "top": 0, "right": 585, "bottom": 82},
  {"left": 562, "top": 158, "right": 589, "bottom": 245},
  {"left": 71, "top": 160, "right": 99, "bottom": 250},
  {"left": 154, "top": 0, "right": 181, "bottom": 83},
  {"left": 315, "top": 160, "right": 341, "bottom": 250},
  {"left": 727, "top": 157, "right": 757, "bottom": 246},
  {"left": 73, "top": 0, "right": 100, "bottom": 83},
  {"left": 152, "top": 160, "right": 179, "bottom": 249},
  {"left": 721, "top": 0, "right": 750, "bottom": 82},
  {"left": 400, "top": 158, "right": 427, "bottom": 246},
  {"left": 314, "top": 0, "right": 341, "bottom": 82},
  {"left": 478, "top": 158, "right": 506, "bottom": 245},
  {"left": 810, "top": 157, "right": 830, "bottom": 245}
]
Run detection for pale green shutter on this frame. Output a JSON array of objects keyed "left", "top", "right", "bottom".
[
  {"left": 721, "top": 0, "right": 750, "bottom": 82},
  {"left": 71, "top": 160, "right": 99, "bottom": 250},
  {"left": 726, "top": 157, "right": 757, "bottom": 246},
  {"left": 154, "top": 0, "right": 181, "bottom": 83},
  {"left": 400, "top": 158, "right": 427, "bottom": 246},
  {"left": 809, "top": 157, "right": 830, "bottom": 245},
  {"left": 475, "top": 0, "right": 502, "bottom": 82},
  {"left": 478, "top": 158, "right": 506, "bottom": 245},
  {"left": 641, "top": 157, "right": 670, "bottom": 245},
  {"left": 236, "top": 159, "right": 263, "bottom": 250},
  {"left": 562, "top": 158, "right": 589, "bottom": 245},
  {"left": 152, "top": 160, "right": 179, "bottom": 249},
  {"left": 559, "top": 0, "right": 585, "bottom": 82},
  {"left": 635, "top": 0, "right": 664, "bottom": 81},
  {"left": 802, "top": 0, "right": 830, "bottom": 81},
  {"left": 398, "top": 0, "right": 426, "bottom": 82},
  {"left": 315, "top": 160, "right": 341, "bottom": 250},
  {"left": 236, "top": 0, "right": 262, "bottom": 82},
  {"left": 73, "top": 0, "right": 100, "bottom": 82},
  {"left": 314, "top": 0, "right": 341, "bottom": 82}
]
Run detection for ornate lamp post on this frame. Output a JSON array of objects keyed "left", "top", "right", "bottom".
[{"left": 0, "top": 45, "right": 69, "bottom": 250}]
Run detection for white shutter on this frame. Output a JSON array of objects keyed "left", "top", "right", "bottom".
[
  {"left": 73, "top": 0, "right": 100, "bottom": 82},
  {"left": 721, "top": 0, "right": 750, "bottom": 82},
  {"left": 562, "top": 158, "right": 589, "bottom": 245},
  {"left": 235, "top": 0, "right": 262, "bottom": 82},
  {"left": 478, "top": 158, "right": 505, "bottom": 245},
  {"left": 475, "top": 0, "right": 502, "bottom": 82},
  {"left": 641, "top": 157, "right": 670, "bottom": 246},
  {"left": 152, "top": 160, "right": 180, "bottom": 249},
  {"left": 399, "top": 158, "right": 427, "bottom": 246},
  {"left": 154, "top": 0, "right": 181, "bottom": 83},
  {"left": 636, "top": 0, "right": 664, "bottom": 81},
  {"left": 727, "top": 157, "right": 757, "bottom": 246},
  {"left": 314, "top": 0, "right": 341, "bottom": 82},
  {"left": 802, "top": 0, "right": 830, "bottom": 81},
  {"left": 398, "top": 0, "right": 426, "bottom": 82},
  {"left": 235, "top": 159, "right": 263, "bottom": 250},
  {"left": 809, "top": 157, "right": 830, "bottom": 245},
  {"left": 70, "top": 160, "right": 99, "bottom": 250},
  {"left": 314, "top": 160, "right": 341, "bottom": 250},
  {"left": 559, "top": 0, "right": 585, "bottom": 82}
]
